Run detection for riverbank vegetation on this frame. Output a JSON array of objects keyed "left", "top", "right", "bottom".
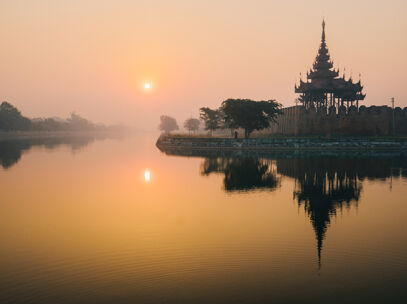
[
  {"left": 159, "top": 98, "right": 282, "bottom": 138},
  {"left": 199, "top": 99, "right": 282, "bottom": 138},
  {"left": 0, "top": 101, "right": 125, "bottom": 133},
  {"left": 159, "top": 115, "right": 179, "bottom": 134}
]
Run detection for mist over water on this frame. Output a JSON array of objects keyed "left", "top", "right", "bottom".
[
  {"left": 1, "top": 1, "right": 406, "bottom": 129},
  {"left": 1, "top": 134, "right": 407, "bottom": 303}
]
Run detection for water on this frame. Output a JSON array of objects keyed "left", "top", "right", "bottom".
[{"left": 1, "top": 133, "right": 407, "bottom": 303}]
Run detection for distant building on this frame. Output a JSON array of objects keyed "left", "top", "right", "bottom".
[
  {"left": 266, "top": 20, "right": 407, "bottom": 136},
  {"left": 295, "top": 20, "right": 365, "bottom": 110}
]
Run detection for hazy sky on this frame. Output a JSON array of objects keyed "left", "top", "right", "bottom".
[{"left": 0, "top": 0, "right": 406, "bottom": 129}]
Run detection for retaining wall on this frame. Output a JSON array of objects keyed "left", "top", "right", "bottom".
[
  {"left": 156, "top": 135, "right": 407, "bottom": 152},
  {"left": 269, "top": 105, "right": 407, "bottom": 136}
]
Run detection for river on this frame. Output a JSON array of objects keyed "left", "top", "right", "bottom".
[{"left": 0, "top": 133, "right": 406, "bottom": 303}]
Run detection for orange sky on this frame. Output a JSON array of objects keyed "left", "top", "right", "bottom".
[{"left": 0, "top": 0, "right": 406, "bottom": 129}]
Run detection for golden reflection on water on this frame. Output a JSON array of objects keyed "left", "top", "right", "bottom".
[
  {"left": 0, "top": 135, "right": 407, "bottom": 303},
  {"left": 144, "top": 169, "right": 151, "bottom": 182}
]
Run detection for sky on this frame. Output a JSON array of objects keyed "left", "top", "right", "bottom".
[{"left": 0, "top": 0, "right": 406, "bottom": 129}]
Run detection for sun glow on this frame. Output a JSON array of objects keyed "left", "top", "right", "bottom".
[{"left": 144, "top": 83, "right": 151, "bottom": 89}]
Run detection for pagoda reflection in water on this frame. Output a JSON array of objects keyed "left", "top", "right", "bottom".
[
  {"left": 277, "top": 157, "right": 407, "bottom": 267},
  {"left": 199, "top": 155, "right": 407, "bottom": 268},
  {"left": 277, "top": 158, "right": 362, "bottom": 268}
]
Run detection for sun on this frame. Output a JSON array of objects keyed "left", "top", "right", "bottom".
[{"left": 144, "top": 83, "right": 151, "bottom": 89}]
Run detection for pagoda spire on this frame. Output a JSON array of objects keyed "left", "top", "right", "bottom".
[{"left": 295, "top": 20, "right": 366, "bottom": 109}]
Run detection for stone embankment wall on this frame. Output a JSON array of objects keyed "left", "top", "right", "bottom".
[
  {"left": 157, "top": 135, "right": 407, "bottom": 151},
  {"left": 270, "top": 105, "right": 407, "bottom": 136}
]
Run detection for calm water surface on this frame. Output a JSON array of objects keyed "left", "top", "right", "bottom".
[{"left": 1, "top": 134, "right": 407, "bottom": 303}]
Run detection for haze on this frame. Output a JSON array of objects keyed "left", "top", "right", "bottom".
[{"left": 0, "top": 0, "right": 406, "bottom": 130}]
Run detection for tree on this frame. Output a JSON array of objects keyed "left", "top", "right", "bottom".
[
  {"left": 31, "top": 118, "right": 67, "bottom": 131},
  {"left": 221, "top": 99, "right": 282, "bottom": 138},
  {"left": 184, "top": 118, "right": 200, "bottom": 135},
  {"left": 0, "top": 101, "right": 31, "bottom": 131},
  {"left": 199, "top": 107, "right": 221, "bottom": 136},
  {"left": 218, "top": 109, "right": 238, "bottom": 136},
  {"left": 159, "top": 115, "right": 179, "bottom": 134},
  {"left": 67, "top": 112, "right": 93, "bottom": 131}
]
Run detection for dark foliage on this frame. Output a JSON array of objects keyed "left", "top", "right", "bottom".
[
  {"left": 0, "top": 137, "right": 97, "bottom": 169},
  {"left": 199, "top": 107, "right": 221, "bottom": 135},
  {"left": 201, "top": 157, "right": 280, "bottom": 192},
  {"left": 0, "top": 102, "right": 31, "bottom": 131},
  {"left": 221, "top": 99, "right": 282, "bottom": 138},
  {"left": 184, "top": 118, "right": 200, "bottom": 134},
  {"left": 0, "top": 101, "right": 124, "bottom": 132}
]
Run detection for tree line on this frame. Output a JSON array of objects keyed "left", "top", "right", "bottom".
[
  {"left": 159, "top": 98, "right": 282, "bottom": 138},
  {"left": 0, "top": 101, "right": 124, "bottom": 132}
]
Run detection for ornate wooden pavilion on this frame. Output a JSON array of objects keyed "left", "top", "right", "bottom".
[{"left": 295, "top": 20, "right": 365, "bottom": 110}]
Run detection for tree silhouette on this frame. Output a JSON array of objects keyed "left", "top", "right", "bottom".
[
  {"left": 0, "top": 101, "right": 123, "bottom": 132},
  {"left": 201, "top": 157, "right": 280, "bottom": 192},
  {"left": 184, "top": 118, "right": 200, "bottom": 135},
  {"left": 221, "top": 99, "right": 282, "bottom": 138},
  {"left": 0, "top": 101, "right": 31, "bottom": 131},
  {"left": 199, "top": 107, "right": 221, "bottom": 136},
  {"left": 0, "top": 137, "right": 97, "bottom": 169},
  {"left": 159, "top": 115, "right": 179, "bottom": 134}
]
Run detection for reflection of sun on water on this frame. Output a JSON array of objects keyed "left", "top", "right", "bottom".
[{"left": 144, "top": 169, "right": 151, "bottom": 182}]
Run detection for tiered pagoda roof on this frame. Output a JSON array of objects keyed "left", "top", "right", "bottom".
[{"left": 295, "top": 20, "right": 365, "bottom": 108}]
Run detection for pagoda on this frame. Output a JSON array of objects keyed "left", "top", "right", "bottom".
[{"left": 295, "top": 20, "right": 365, "bottom": 110}]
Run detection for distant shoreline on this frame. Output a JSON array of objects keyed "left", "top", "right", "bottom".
[{"left": 0, "top": 130, "right": 125, "bottom": 141}]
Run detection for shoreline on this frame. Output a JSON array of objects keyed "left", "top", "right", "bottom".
[
  {"left": 0, "top": 130, "right": 126, "bottom": 141},
  {"left": 156, "top": 134, "right": 407, "bottom": 153}
]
